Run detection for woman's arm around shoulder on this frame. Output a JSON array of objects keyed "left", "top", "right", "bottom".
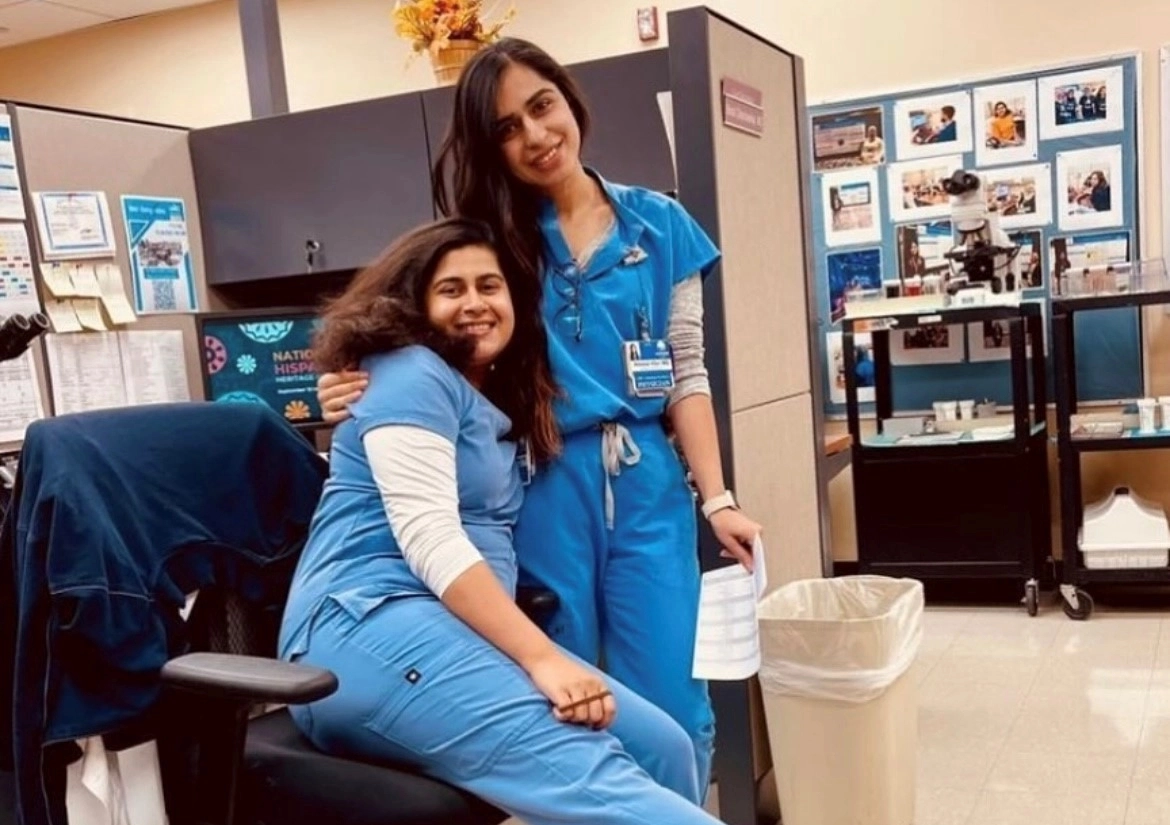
[{"left": 349, "top": 346, "right": 466, "bottom": 440}]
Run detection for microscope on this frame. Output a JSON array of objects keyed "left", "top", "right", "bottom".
[
  {"left": 0, "top": 311, "right": 50, "bottom": 364},
  {"left": 0, "top": 311, "right": 45, "bottom": 501},
  {"left": 941, "top": 169, "right": 1022, "bottom": 304}
]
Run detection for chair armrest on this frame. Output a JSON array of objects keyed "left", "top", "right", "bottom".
[
  {"left": 516, "top": 585, "right": 559, "bottom": 626},
  {"left": 161, "top": 652, "right": 338, "bottom": 705}
]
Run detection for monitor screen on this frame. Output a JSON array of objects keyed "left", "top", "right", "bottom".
[{"left": 198, "top": 310, "right": 322, "bottom": 427}]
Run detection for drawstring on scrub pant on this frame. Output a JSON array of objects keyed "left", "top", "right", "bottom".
[{"left": 601, "top": 422, "right": 642, "bottom": 530}]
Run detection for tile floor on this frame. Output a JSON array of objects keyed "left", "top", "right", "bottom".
[
  {"left": 511, "top": 600, "right": 1170, "bottom": 824},
  {"left": 914, "top": 602, "right": 1170, "bottom": 825}
]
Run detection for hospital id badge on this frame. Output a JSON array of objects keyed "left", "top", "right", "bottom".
[
  {"left": 623, "top": 339, "right": 675, "bottom": 398},
  {"left": 516, "top": 437, "right": 535, "bottom": 486}
]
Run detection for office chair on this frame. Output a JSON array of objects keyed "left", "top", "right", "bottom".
[
  {"left": 1, "top": 402, "right": 557, "bottom": 825},
  {"left": 160, "top": 585, "right": 557, "bottom": 825}
]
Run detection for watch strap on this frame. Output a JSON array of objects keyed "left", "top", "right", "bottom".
[{"left": 700, "top": 490, "right": 737, "bottom": 520}]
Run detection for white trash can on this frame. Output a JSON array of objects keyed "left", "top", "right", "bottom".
[{"left": 757, "top": 575, "right": 923, "bottom": 825}]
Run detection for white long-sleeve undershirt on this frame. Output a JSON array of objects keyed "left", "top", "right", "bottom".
[{"left": 362, "top": 425, "right": 484, "bottom": 598}]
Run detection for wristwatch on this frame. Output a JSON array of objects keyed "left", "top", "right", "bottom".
[{"left": 700, "top": 490, "right": 737, "bottom": 520}]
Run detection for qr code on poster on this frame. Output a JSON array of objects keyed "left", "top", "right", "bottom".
[{"left": 152, "top": 279, "right": 177, "bottom": 311}]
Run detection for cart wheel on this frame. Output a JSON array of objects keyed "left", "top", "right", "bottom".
[
  {"left": 1062, "top": 588, "right": 1094, "bottom": 621},
  {"left": 1025, "top": 582, "right": 1039, "bottom": 617}
]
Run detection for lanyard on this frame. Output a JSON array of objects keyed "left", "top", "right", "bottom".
[{"left": 623, "top": 244, "right": 652, "bottom": 341}]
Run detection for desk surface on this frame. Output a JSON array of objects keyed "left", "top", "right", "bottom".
[{"left": 824, "top": 433, "right": 852, "bottom": 456}]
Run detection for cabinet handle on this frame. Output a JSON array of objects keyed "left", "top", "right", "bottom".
[{"left": 305, "top": 239, "right": 321, "bottom": 273}]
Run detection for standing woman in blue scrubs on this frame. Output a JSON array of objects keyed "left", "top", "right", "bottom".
[
  {"left": 284, "top": 218, "right": 722, "bottom": 825},
  {"left": 318, "top": 38, "right": 761, "bottom": 793}
]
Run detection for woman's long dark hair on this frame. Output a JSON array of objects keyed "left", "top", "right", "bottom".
[
  {"left": 312, "top": 218, "right": 560, "bottom": 461},
  {"left": 432, "top": 37, "right": 591, "bottom": 292}
]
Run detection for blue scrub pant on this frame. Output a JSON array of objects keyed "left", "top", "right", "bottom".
[
  {"left": 514, "top": 418, "right": 716, "bottom": 792},
  {"left": 287, "top": 595, "right": 721, "bottom": 825}
]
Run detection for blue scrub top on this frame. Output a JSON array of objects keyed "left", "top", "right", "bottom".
[
  {"left": 538, "top": 172, "right": 721, "bottom": 435},
  {"left": 279, "top": 345, "right": 523, "bottom": 658}
]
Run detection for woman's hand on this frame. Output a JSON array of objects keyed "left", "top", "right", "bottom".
[
  {"left": 525, "top": 651, "right": 616, "bottom": 730},
  {"left": 318, "top": 370, "right": 368, "bottom": 425},
  {"left": 709, "top": 508, "right": 762, "bottom": 571}
]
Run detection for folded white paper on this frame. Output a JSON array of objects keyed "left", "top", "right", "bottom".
[{"left": 692, "top": 536, "right": 766, "bottom": 681}]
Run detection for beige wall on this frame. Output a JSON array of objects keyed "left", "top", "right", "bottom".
[{"left": 0, "top": 0, "right": 1167, "bottom": 558}]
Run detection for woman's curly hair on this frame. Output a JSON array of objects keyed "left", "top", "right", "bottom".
[{"left": 312, "top": 218, "right": 561, "bottom": 462}]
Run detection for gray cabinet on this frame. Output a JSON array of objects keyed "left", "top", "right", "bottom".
[
  {"left": 190, "top": 95, "right": 434, "bottom": 285},
  {"left": 192, "top": 48, "right": 675, "bottom": 286}
]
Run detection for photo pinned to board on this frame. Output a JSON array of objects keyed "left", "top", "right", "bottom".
[
  {"left": 827, "top": 331, "right": 875, "bottom": 405},
  {"left": 967, "top": 303, "right": 1046, "bottom": 363},
  {"left": 1049, "top": 229, "right": 1130, "bottom": 294},
  {"left": 1008, "top": 229, "right": 1045, "bottom": 292},
  {"left": 1056, "top": 144, "right": 1123, "bottom": 231},
  {"left": 896, "top": 221, "right": 953, "bottom": 283},
  {"left": 811, "top": 106, "right": 886, "bottom": 171},
  {"left": 973, "top": 80, "right": 1038, "bottom": 167},
  {"left": 821, "top": 166, "right": 882, "bottom": 247},
  {"left": 827, "top": 247, "right": 883, "bottom": 325},
  {"left": 981, "top": 163, "right": 1052, "bottom": 229},
  {"left": 893, "top": 91, "right": 973, "bottom": 161},
  {"left": 1038, "top": 64, "right": 1123, "bottom": 140},
  {"left": 890, "top": 323, "right": 965, "bottom": 366},
  {"left": 887, "top": 155, "right": 964, "bottom": 223}
]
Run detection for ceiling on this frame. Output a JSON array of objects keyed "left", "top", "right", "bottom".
[{"left": 0, "top": 0, "right": 216, "bottom": 49}]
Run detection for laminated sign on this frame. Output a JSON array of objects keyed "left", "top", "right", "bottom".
[{"left": 121, "top": 195, "right": 198, "bottom": 315}]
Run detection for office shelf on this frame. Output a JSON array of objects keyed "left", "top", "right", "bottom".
[
  {"left": 1051, "top": 286, "right": 1170, "bottom": 313},
  {"left": 841, "top": 303, "right": 1050, "bottom": 616},
  {"left": 1052, "top": 288, "right": 1170, "bottom": 620},
  {"left": 846, "top": 300, "right": 1042, "bottom": 328},
  {"left": 1068, "top": 431, "right": 1170, "bottom": 453}
]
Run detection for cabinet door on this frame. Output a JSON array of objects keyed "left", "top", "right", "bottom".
[
  {"left": 191, "top": 95, "right": 434, "bottom": 284},
  {"left": 422, "top": 48, "right": 675, "bottom": 199}
]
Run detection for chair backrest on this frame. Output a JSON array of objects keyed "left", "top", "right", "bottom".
[
  {"left": 13, "top": 402, "right": 327, "bottom": 593},
  {"left": 187, "top": 586, "right": 289, "bottom": 660},
  {"left": 2, "top": 402, "right": 329, "bottom": 811}
]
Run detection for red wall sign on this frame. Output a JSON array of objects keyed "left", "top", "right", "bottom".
[{"left": 721, "top": 77, "right": 764, "bottom": 137}]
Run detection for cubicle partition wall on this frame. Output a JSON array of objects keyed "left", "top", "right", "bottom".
[
  {"left": 668, "top": 8, "right": 824, "bottom": 824},
  {"left": 12, "top": 105, "right": 213, "bottom": 402},
  {"left": 0, "top": 105, "right": 216, "bottom": 453}
]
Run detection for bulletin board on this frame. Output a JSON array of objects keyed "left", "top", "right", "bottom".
[
  {"left": 12, "top": 105, "right": 210, "bottom": 411},
  {"left": 807, "top": 54, "right": 1143, "bottom": 417}
]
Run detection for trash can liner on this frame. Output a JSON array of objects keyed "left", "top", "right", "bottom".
[{"left": 757, "top": 576, "right": 924, "bottom": 704}]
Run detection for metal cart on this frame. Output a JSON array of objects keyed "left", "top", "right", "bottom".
[
  {"left": 1052, "top": 286, "right": 1170, "bottom": 620},
  {"left": 843, "top": 302, "right": 1050, "bottom": 616}
]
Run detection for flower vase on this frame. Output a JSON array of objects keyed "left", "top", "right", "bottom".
[{"left": 430, "top": 39, "right": 481, "bottom": 86}]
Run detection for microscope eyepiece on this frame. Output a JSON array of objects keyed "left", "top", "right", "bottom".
[
  {"left": 941, "top": 170, "right": 981, "bottom": 197},
  {"left": 0, "top": 312, "right": 50, "bottom": 363}
]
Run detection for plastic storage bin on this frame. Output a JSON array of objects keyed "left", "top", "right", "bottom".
[
  {"left": 1079, "top": 486, "right": 1170, "bottom": 570},
  {"left": 757, "top": 575, "right": 923, "bottom": 825}
]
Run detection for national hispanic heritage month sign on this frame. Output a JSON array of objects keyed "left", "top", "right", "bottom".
[{"left": 201, "top": 313, "right": 322, "bottom": 425}]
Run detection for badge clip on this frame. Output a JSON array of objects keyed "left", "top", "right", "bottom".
[{"left": 622, "top": 246, "right": 648, "bottom": 266}]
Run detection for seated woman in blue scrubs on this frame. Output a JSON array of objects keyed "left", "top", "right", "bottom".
[
  {"left": 319, "top": 38, "right": 763, "bottom": 795},
  {"left": 280, "top": 218, "right": 721, "bottom": 825}
]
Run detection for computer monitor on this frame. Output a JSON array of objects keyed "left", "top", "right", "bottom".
[{"left": 197, "top": 308, "right": 323, "bottom": 429}]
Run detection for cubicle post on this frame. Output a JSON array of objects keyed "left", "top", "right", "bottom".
[
  {"left": 668, "top": 12, "right": 754, "bottom": 824},
  {"left": 669, "top": 6, "right": 825, "bottom": 824},
  {"left": 238, "top": 0, "right": 289, "bottom": 118}
]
